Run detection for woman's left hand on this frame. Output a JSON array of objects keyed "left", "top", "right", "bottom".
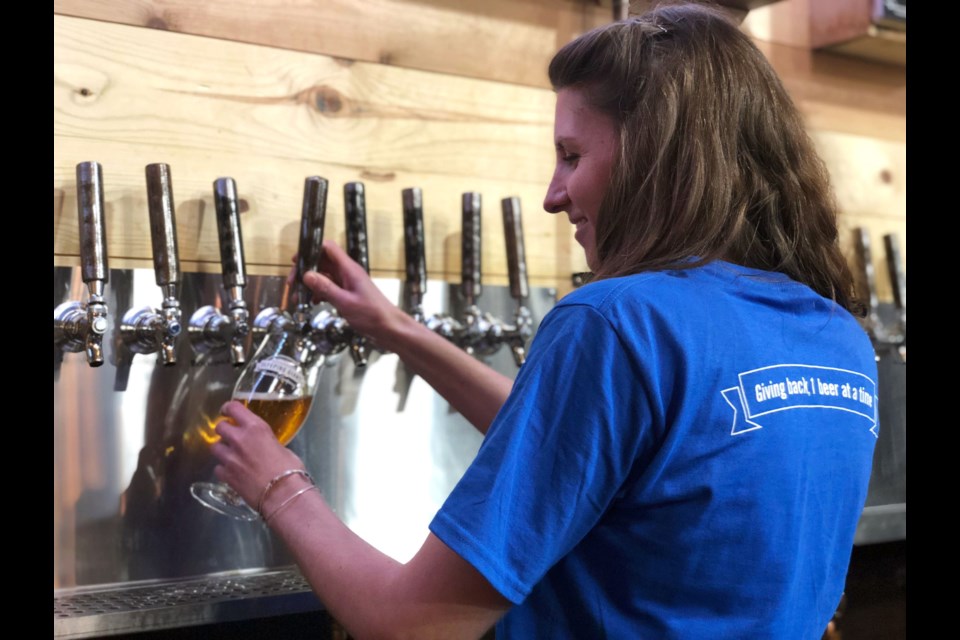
[{"left": 210, "top": 400, "right": 307, "bottom": 508}]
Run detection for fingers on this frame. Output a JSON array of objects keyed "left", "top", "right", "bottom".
[
  {"left": 320, "top": 239, "right": 351, "bottom": 264},
  {"left": 219, "top": 400, "right": 252, "bottom": 422},
  {"left": 217, "top": 401, "right": 272, "bottom": 440},
  {"left": 303, "top": 270, "right": 346, "bottom": 306}
]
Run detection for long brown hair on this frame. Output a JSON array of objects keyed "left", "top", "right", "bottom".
[{"left": 548, "top": 2, "right": 862, "bottom": 314}]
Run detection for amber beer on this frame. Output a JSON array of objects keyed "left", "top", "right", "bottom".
[
  {"left": 241, "top": 393, "right": 313, "bottom": 445},
  {"left": 191, "top": 394, "right": 312, "bottom": 449}
]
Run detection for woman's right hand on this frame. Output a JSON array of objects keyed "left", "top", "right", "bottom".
[{"left": 300, "top": 240, "right": 411, "bottom": 349}]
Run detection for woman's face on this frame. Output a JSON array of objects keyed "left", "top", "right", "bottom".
[{"left": 543, "top": 87, "right": 619, "bottom": 271}]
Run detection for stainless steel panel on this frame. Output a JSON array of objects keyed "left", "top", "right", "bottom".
[{"left": 54, "top": 266, "right": 556, "bottom": 591}]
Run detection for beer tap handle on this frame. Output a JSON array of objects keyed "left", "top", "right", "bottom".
[
  {"left": 213, "top": 177, "right": 250, "bottom": 364},
  {"left": 883, "top": 232, "right": 906, "bottom": 360},
  {"left": 76, "top": 161, "right": 110, "bottom": 366},
  {"left": 78, "top": 162, "right": 110, "bottom": 293},
  {"left": 853, "top": 227, "right": 881, "bottom": 340},
  {"left": 145, "top": 163, "right": 182, "bottom": 364},
  {"left": 461, "top": 192, "right": 482, "bottom": 309},
  {"left": 296, "top": 176, "right": 329, "bottom": 320},
  {"left": 502, "top": 197, "right": 529, "bottom": 304},
  {"left": 402, "top": 188, "right": 427, "bottom": 319},
  {"left": 344, "top": 181, "right": 370, "bottom": 366},
  {"left": 344, "top": 182, "right": 370, "bottom": 274},
  {"left": 214, "top": 177, "right": 247, "bottom": 296},
  {"left": 147, "top": 164, "right": 181, "bottom": 295},
  {"left": 502, "top": 196, "right": 532, "bottom": 367},
  {"left": 883, "top": 233, "right": 906, "bottom": 325}
]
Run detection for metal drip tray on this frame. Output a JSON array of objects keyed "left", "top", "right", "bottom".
[{"left": 54, "top": 567, "right": 321, "bottom": 638}]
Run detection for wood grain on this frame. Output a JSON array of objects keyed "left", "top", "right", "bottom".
[
  {"left": 811, "top": 131, "right": 905, "bottom": 220},
  {"left": 55, "top": 16, "right": 557, "bottom": 185},
  {"left": 55, "top": 1, "right": 906, "bottom": 141},
  {"left": 53, "top": 0, "right": 611, "bottom": 89},
  {"left": 755, "top": 40, "right": 906, "bottom": 143}
]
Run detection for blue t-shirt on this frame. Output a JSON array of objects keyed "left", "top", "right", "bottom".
[{"left": 430, "top": 262, "right": 877, "bottom": 639}]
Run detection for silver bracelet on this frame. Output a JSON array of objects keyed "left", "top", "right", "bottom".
[
  {"left": 257, "top": 469, "right": 314, "bottom": 517},
  {"left": 264, "top": 485, "right": 320, "bottom": 525}
]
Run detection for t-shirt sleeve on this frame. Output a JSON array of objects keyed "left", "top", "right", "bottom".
[{"left": 429, "top": 303, "right": 654, "bottom": 604}]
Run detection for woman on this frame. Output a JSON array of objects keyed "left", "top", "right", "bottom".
[{"left": 211, "top": 3, "right": 878, "bottom": 637}]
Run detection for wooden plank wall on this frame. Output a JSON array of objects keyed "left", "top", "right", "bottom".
[{"left": 53, "top": 0, "right": 905, "bottom": 298}]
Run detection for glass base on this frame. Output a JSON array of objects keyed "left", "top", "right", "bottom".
[{"left": 190, "top": 482, "right": 260, "bottom": 521}]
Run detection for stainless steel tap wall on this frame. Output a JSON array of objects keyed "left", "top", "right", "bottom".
[{"left": 53, "top": 267, "right": 556, "bottom": 589}]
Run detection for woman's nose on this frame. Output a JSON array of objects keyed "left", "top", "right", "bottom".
[{"left": 543, "top": 175, "right": 568, "bottom": 214}]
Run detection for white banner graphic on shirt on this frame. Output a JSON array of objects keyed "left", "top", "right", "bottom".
[{"left": 721, "top": 364, "right": 877, "bottom": 437}]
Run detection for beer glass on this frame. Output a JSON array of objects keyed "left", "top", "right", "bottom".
[{"left": 190, "top": 329, "right": 323, "bottom": 520}]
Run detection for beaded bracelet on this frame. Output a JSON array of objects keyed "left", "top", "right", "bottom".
[
  {"left": 256, "top": 469, "right": 314, "bottom": 517},
  {"left": 264, "top": 485, "right": 320, "bottom": 524}
]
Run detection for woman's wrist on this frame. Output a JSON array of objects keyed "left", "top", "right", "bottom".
[
  {"left": 375, "top": 305, "right": 427, "bottom": 354},
  {"left": 257, "top": 469, "right": 314, "bottom": 516},
  {"left": 259, "top": 473, "right": 316, "bottom": 520}
]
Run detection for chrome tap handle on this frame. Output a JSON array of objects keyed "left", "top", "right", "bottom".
[
  {"left": 212, "top": 177, "right": 250, "bottom": 364},
  {"left": 502, "top": 197, "right": 532, "bottom": 366},
  {"left": 402, "top": 188, "right": 427, "bottom": 318},
  {"left": 214, "top": 178, "right": 247, "bottom": 295},
  {"left": 884, "top": 233, "right": 906, "bottom": 325},
  {"left": 344, "top": 182, "right": 370, "bottom": 274},
  {"left": 145, "top": 163, "right": 182, "bottom": 364},
  {"left": 296, "top": 176, "right": 328, "bottom": 320},
  {"left": 78, "top": 162, "right": 109, "bottom": 289},
  {"left": 502, "top": 197, "right": 529, "bottom": 303},
  {"left": 853, "top": 227, "right": 881, "bottom": 339},
  {"left": 883, "top": 233, "right": 906, "bottom": 361},
  {"left": 344, "top": 181, "right": 371, "bottom": 366},
  {"left": 147, "top": 164, "right": 180, "bottom": 296},
  {"left": 461, "top": 192, "right": 482, "bottom": 308},
  {"left": 77, "top": 161, "right": 109, "bottom": 366}
]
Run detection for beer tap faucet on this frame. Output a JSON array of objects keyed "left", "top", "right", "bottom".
[
  {"left": 188, "top": 178, "right": 251, "bottom": 366},
  {"left": 249, "top": 176, "right": 342, "bottom": 360},
  {"left": 119, "top": 164, "right": 183, "bottom": 365},
  {"left": 499, "top": 197, "right": 533, "bottom": 366},
  {"left": 402, "top": 188, "right": 468, "bottom": 340},
  {"left": 295, "top": 177, "right": 329, "bottom": 330},
  {"left": 285, "top": 176, "right": 332, "bottom": 366},
  {"left": 451, "top": 192, "right": 502, "bottom": 356},
  {"left": 299, "top": 177, "right": 378, "bottom": 364},
  {"left": 397, "top": 190, "right": 531, "bottom": 367},
  {"left": 54, "top": 161, "right": 110, "bottom": 370}
]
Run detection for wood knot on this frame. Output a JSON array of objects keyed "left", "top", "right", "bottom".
[
  {"left": 312, "top": 86, "right": 343, "bottom": 113},
  {"left": 146, "top": 16, "right": 169, "bottom": 30}
]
